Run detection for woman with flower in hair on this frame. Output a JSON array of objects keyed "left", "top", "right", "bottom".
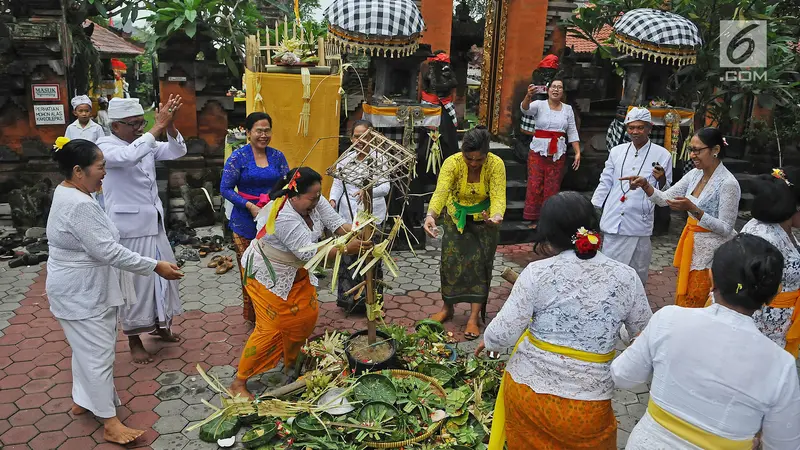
[
  {"left": 723, "top": 168, "right": 800, "bottom": 357},
  {"left": 623, "top": 127, "right": 741, "bottom": 308},
  {"left": 46, "top": 138, "right": 183, "bottom": 444},
  {"left": 477, "top": 191, "right": 653, "bottom": 449},
  {"left": 229, "top": 167, "right": 371, "bottom": 399}
]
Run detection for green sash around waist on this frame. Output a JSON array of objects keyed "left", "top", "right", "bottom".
[{"left": 453, "top": 198, "right": 491, "bottom": 233}]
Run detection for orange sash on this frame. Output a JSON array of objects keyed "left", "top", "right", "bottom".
[
  {"left": 674, "top": 216, "right": 711, "bottom": 304},
  {"left": 768, "top": 290, "right": 800, "bottom": 357}
]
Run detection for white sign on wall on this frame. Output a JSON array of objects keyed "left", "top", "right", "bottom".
[
  {"left": 33, "top": 104, "right": 66, "bottom": 125},
  {"left": 31, "top": 84, "right": 61, "bottom": 101}
]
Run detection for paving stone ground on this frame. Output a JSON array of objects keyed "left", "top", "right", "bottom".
[{"left": 0, "top": 215, "right": 696, "bottom": 449}]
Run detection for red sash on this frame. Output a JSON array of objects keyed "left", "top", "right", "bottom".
[
  {"left": 421, "top": 91, "right": 453, "bottom": 105},
  {"left": 239, "top": 192, "right": 270, "bottom": 208},
  {"left": 534, "top": 130, "right": 567, "bottom": 156}
]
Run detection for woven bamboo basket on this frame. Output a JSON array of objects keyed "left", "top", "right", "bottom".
[{"left": 363, "top": 369, "right": 447, "bottom": 449}]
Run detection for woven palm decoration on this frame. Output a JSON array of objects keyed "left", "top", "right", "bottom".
[{"left": 327, "top": 128, "right": 417, "bottom": 200}]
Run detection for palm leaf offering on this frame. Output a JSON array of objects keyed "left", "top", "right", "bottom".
[{"left": 189, "top": 326, "right": 505, "bottom": 448}]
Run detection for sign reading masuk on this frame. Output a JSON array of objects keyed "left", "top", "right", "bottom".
[
  {"left": 33, "top": 104, "right": 66, "bottom": 125},
  {"left": 31, "top": 84, "right": 60, "bottom": 101}
]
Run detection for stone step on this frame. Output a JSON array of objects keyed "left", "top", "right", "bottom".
[{"left": 723, "top": 157, "right": 752, "bottom": 174}]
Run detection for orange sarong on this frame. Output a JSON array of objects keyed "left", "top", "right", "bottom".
[
  {"left": 235, "top": 269, "right": 318, "bottom": 380},
  {"left": 503, "top": 372, "right": 616, "bottom": 450},
  {"left": 674, "top": 216, "right": 711, "bottom": 307},
  {"left": 767, "top": 290, "right": 800, "bottom": 357}
]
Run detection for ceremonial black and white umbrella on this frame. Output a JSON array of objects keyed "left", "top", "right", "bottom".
[
  {"left": 325, "top": 0, "right": 426, "bottom": 58},
  {"left": 613, "top": 8, "right": 702, "bottom": 66}
]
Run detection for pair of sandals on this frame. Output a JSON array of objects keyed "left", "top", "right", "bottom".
[
  {"left": 208, "top": 255, "right": 234, "bottom": 274},
  {"left": 433, "top": 313, "right": 483, "bottom": 341},
  {"left": 7, "top": 252, "right": 48, "bottom": 268},
  {"left": 197, "top": 236, "right": 225, "bottom": 258}
]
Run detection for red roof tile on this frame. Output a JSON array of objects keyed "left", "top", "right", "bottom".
[
  {"left": 85, "top": 21, "right": 144, "bottom": 57},
  {"left": 566, "top": 24, "right": 614, "bottom": 53}
]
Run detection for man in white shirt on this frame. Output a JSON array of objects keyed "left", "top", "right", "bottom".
[
  {"left": 64, "top": 95, "right": 105, "bottom": 142},
  {"left": 96, "top": 96, "right": 187, "bottom": 364},
  {"left": 591, "top": 107, "right": 672, "bottom": 285}
]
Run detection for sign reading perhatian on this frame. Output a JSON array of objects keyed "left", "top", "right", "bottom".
[
  {"left": 33, "top": 104, "right": 66, "bottom": 125},
  {"left": 31, "top": 84, "right": 61, "bottom": 101}
]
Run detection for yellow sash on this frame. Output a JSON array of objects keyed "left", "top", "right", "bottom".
[
  {"left": 488, "top": 330, "right": 616, "bottom": 450},
  {"left": 648, "top": 399, "right": 752, "bottom": 449},
  {"left": 674, "top": 216, "right": 711, "bottom": 304}
]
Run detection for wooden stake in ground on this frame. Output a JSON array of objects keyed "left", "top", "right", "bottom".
[{"left": 362, "top": 185, "right": 377, "bottom": 345}]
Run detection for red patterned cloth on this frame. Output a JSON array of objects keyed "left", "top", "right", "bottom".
[
  {"left": 524, "top": 152, "right": 566, "bottom": 221},
  {"left": 232, "top": 233, "right": 256, "bottom": 323}
]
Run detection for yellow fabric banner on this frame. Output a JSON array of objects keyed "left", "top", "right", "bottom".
[{"left": 245, "top": 69, "right": 342, "bottom": 196}]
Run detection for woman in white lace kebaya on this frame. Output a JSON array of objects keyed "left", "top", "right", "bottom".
[
  {"left": 479, "top": 192, "right": 653, "bottom": 449},
  {"left": 624, "top": 127, "right": 740, "bottom": 307},
  {"left": 46, "top": 139, "right": 182, "bottom": 445},
  {"left": 612, "top": 234, "right": 800, "bottom": 449},
  {"left": 230, "top": 167, "right": 371, "bottom": 399},
  {"left": 735, "top": 171, "right": 800, "bottom": 357}
]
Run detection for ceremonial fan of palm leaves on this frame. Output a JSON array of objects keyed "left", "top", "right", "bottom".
[
  {"left": 298, "top": 128, "right": 419, "bottom": 294},
  {"left": 327, "top": 128, "right": 417, "bottom": 199}
]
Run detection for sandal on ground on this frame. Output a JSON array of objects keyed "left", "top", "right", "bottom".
[
  {"left": 198, "top": 246, "right": 211, "bottom": 258},
  {"left": 215, "top": 257, "right": 234, "bottom": 275},
  {"left": 207, "top": 254, "right": 224, "bottom": 268},
  {"left": 464, "top": 322, "right": 481, "bottom": 341}
]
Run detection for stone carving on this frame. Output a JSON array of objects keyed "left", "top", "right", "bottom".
[
  {"left": 180, "top": 182, "right": 216, "bottom": 228},
  {"left": 9, "top": 178, "right": 53, "bottom": 232}
]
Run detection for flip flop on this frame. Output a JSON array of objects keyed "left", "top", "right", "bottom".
[
  {"left": 464, "top": 323, "right": 481, "bottom": 341},
  {"left": 198, "top": 246, "right": 211, "bottom": 258},
  {"left": 207, "top": 254, "right": 224, "bottom": 268}
]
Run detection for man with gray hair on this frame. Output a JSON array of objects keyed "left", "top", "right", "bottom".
[
  {"left": 592, "top": 107, "right": 672, "bottom": 285},
  {"left": 96, "top": 95, "right": 187, "bottom": 364}
]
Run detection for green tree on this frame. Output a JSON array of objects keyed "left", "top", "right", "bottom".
[{"left": 563, "top": 0, "right": 800, "bottom": 133}]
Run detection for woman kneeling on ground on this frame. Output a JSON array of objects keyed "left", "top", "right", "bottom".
[{"left": 230, "top": 167, "right": 371, "bottom": 399}]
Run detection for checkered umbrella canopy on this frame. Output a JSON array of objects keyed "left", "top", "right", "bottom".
[
  {"left": 325, "top": 0, "right": 426, "bottom": 58},
  {"left": 613, "top": 8, "right": 702, "bottom": 66}
]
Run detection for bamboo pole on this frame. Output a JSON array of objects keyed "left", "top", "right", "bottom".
[{"left": 364, "top": 185, "right": 377, "bottom": 344}]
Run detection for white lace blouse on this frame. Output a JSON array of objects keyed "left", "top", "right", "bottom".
[
  {"left": 740, "top": 219, "right": 800, "bottom": 349},
  {"left": 483, "top": 251, "right": 653, "bottom": 400},
  {"left": 519, "top": 100, "right": 580, "bottom": 161},
  {"left": 648, "top": 163, "right": 741, "bottom": 270},
  {"left": 241, "top": 196, "right": 347, "bottom": 300}
]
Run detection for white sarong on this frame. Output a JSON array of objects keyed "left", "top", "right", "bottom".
[
  {"left": 58, "top": 306, "right": 121, "bottom": 418},
  {"left": 602, "top": 234, "right": 652, "bottom": 286},
  {"left": 119, "top": 221, "right": 182, "bottom": 334}
]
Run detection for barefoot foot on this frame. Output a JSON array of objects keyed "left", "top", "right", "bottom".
[
  {"left": 430, "top": 307, "right": 454, "bottom": 324},
  {"left": 70, "top": 403, "right": 87, "bottom": 415},
  {"left": 155, "top": 328, "right": 182, "bottom": 342},
  {"left": 229, "top": 378, "right": 255, "bottom": 401},
  {"left": 129, "top": 336, "right": 153, "bottom": 364},
  {"left": 103, "top": 416, "right": 145, "bottom": 444}
]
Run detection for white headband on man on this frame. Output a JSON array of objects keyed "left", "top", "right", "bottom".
[
  {"left": 624, "top": 107, "right": 652, "bottom": 125},
  {"left": 108, "top": 98, "right": 145, "bottom": 120},
  {"left": 71, "top": 95, "right": 92, "bottom": 110}
]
